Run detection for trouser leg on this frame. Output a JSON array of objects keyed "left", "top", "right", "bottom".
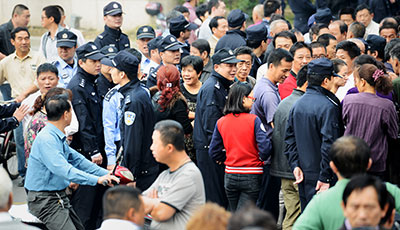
[
  {"left": 237, "top": 174, "right": 262, "bottom": 211},
  {"left": 281, "top": 178, "right": 301, "bottom": 230},
  {"left": 13, "top": 123, "right": 25, "bottom": 177},
  {"left": 256, "top": 164, "right": 281, "bottom": 220}
]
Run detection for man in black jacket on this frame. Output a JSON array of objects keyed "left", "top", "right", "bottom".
[
  {"left": 214, "top": 9, "right": 247, "bottom": 53},
  {"left": 285, "top": 58, "right": 343, "bottom": 211}
]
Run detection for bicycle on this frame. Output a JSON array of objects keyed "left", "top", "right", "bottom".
[{"left": 0, "top": 129, "right": 18, "bottom": 179}]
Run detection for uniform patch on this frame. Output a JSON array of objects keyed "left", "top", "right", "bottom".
[
  {"left": 91, "top": 45, "right": 97, "bottom": 50},
  {"left": 62, "top": 33, "right": 68, "bottom": 38},
  {"left": 113, "top": 3, "right": 118, "bottom": 8},
  {"left": 125, "top": 111, "right": 136, "bottom": 126}
]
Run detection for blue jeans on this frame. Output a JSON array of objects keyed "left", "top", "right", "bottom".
[
  {"left": 224, "top": 173, "right": 262, "bottom": 211},
  {"left": 13, "top": 123, "right": 25, "bottom": 177}
]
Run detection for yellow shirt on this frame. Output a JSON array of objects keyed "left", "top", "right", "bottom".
[{"left": 0, "top": 50, "right": 46, "bottom": 98}]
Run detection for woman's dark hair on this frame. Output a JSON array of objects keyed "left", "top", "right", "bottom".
[
  {"left": 357, "top": 63, "right": 392, "bottom": 95},
  {"left": 32, "top": 87, "right": 72, "bottom": 116},
  {"left": 223, "top": 82, "right": 252, "bottom": 115},
  {"left": 191, "top": 39, "right": 210, "bottom": 58},
  {"left": 195, "top": 3, "right": 208, "bottom": 21},
  {"left": 157, "top": 65, "right": 186, "bottom": 110},
  {"left": 181, "top": 55, "right": 204, "bottom": 74},
  {"left": 332, "top": 58, "right": 347, "bottom": 74}
]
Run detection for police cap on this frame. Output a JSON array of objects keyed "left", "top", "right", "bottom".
[
  {"left": 308, "top": 58, "right": 342, "bottom": 78},
  {"left": 104, "top": 1, "right": 123, "bottom": 16},
  {"left": 169, "top": 15, "right": 198, "bottom": 32},
  {"left": 56, "top": 30, "right": 77, "bottom": 48},
  {"left": 137, "top": 25, "right": 156, "bottom": 40},
  {"left": 227, "top": 9, "right": 248, "bottom": 28},
  {"left": 246, "top": 24, "right": 268, "bottom": 41},
  {"left": 158, "top": 35, "right": 184, "bottom": 52},
  {"left": 212, "top": 48, "right": 243, "bottom": 65},
  {"left": 76, "top": 42, "right": 105, "bottom": 60}
]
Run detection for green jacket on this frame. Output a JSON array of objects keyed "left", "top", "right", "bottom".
[{"left": 293, "top": 178, "right": 400, "bottom": 230}]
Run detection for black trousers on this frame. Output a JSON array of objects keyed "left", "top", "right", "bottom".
[
  {"left": 256, "top": 164, "right": 281, "bottom": 220},
  {"left": 196, "top": 149, "right": 228, "bottom": 209},
  {"left": 70, "top": 184, "right": 107, "bottom": 230},
  {"left": 27, "top": 190, "right": 84, "bottom": 230}
]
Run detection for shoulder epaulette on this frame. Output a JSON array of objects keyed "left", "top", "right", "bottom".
[{"left": 104, "top": 88, "right": 118, "bottom": 102}]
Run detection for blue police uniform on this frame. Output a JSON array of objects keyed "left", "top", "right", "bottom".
[
  {"left": 53, "top": 57, "right": 78, "bottom": 88},
  {"left": 215, "top": 30, "right": 246, "bottom": 53},
  {"left": 103, "top": 85, "right": 122, "bottom": 166},
  {"left": 0, "top": 102, "right": 21, "bottom": 133},
  {"left": 287, "top": 0, "right": 316, "bottom": 34},
  {"left": 66, "top": 42, "right": 106, "bottom": 230},
  {"left": 96, "top": 74, "right": 115, "bottom": 100},
  {"left": 94, "top": 26, "right": 130, "bottom": 51},
  {"left": 119, "top": 78, "right": 159, "bottom": 191},
  {"left": 146, "top": 62, "right": 162, "bottom": 88}
]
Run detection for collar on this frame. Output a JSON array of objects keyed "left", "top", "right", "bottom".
[
  {"left": 12, "top": 50, "right": 32, "bottom": 61},
  {"left": 204, "top": 59, "right": 213, "bottom": 72},
  {"left": 6, "top": 20, "right": 14, "bottom": 32},
  {"left": 212, "top": 35, "right": 219, "bottom": 41},
  {"left": 118, "top": 77, "right": 140, "bottom": 95},
  {"left": 57, "top": 56, "right": 77, "bottom": 69},
  {"left": 212, "top": 70, "right": 233, "bottom": 89},
  {"left": 45, "top": 25, "right": 65, "bottom": 38},
  {"left": 77, "top": 66, "right": 99, "bottom": 84},
  {"left": 292, "top": 88, "right": 305, "bottom": 96},
  {"left": 47, "top": 123, "right": 67, "bottom": 142},
  {"left": 226, "top": 29, "right": 246, "bottom": 38},
  {"left": 290, "top": 70, "right": 297, "bottom": 79},
  {"left": 307, "top": 85, "right": 340, "bottom": 106},
  {"left": 99, "top": 219, "right": 141, "bottom": 229},
  {"left": 105, "top": 25, "right": 122, "bottom": 37},
  {"left": 265, "top": 77, "right": 278, "bottom": 91}
]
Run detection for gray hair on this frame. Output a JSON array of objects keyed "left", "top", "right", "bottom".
[
  {"left": 0, "top": 168, "right": 12, "bottom": 210},
  {"left": 270, "top": 19, "right": 287, "bottom": 34}
]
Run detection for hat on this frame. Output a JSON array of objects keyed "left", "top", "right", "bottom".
[
  {"left": 158, "top": 35, "right": 184, "bottom": 52},
  {"left": 315, "top": 8, "right": 332, "bottom": 25},
  {"left": 148, "top": 36, "right": 163, "bottom": 51},
  {"left": 212, "top": 48, "right": 243, "bottom": 64},
  {"left": 109, "top": 50, "right": 139, "bottom": 76},
  {"left": 228, "top": 9, "right": 248, "bottom": 28},
  {"left": 169, "top": 15, "right": 198, "bottom": 32},
  {"left": 137, "top": 25, "right": 156, "bottom": 40},
  {"left": 76, "top": 42, "right": 104, "bottom": 60},
  {"left": 56, "top": 30, "right": 77, "bottom": 48},
  {"left": 308, "top": 58, "right": 342, "bottom": 78},
  {"left": 100, "top": 45, "right": 118, "bottom": 67},
  {"left": 366, "top": 34, "right": 386, "bottom": 53},
  {"left": 103, "top": 1, "right": 123, "bottom": 16},
  {"left": 246, "top": 24, "right": 268, "bottom": 41}
]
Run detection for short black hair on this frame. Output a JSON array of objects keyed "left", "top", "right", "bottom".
[
  {"left": 330, "top": 136, "right": 371, "bottom": 178},
  {"left": 343, "top": 174, "right": 387, "bottom": 211},
  {"left": 307, "top": 73, "right": 331, "bottom": 86},
  {"left": 310, "top": 23, "right": 329, "bottom": 37},
  {"left": 195, "top": 3, "right": 208, "bottom": 21},
  {"left": 45, "top": 93, "right": 71, "bottom": 121},
  {"left": 170, "top": 28, "right": 186, "bottom": 38},
  {"left": 289, "top": 42, "right": 312, "bottom": 57},
  {"left": 310, "top": 41, "right": 326, "bottom": 52},
  {"left": 296, "top": 65, "right": 308, "bottom": 87},
  {"left": 349, "top": 22, "right": 366, "bottom": 38},
  {"left": 332, "top": 58, "right": 347, "bottom": 74},
  {"left": 317, "top": 34, "right": 337, "bottom": 48},
  {"left": 154, "top": 120, "right": 185, "bottom": 151},
  {"left": 103, "top": 186, "right": 143, "bottom": 219},
  {"left": 43, "top": 5, "right": 61, "bottom": 24},
  {"left": 125, "top": 48, "right": 143, "bottom": 63},
  {"left": 332, "top": 20, "right": 348, "bottom": 34},
  {"left": 386, "top": 39, "right": 400, "bottom": 61},
  {"left": 267, "top": 48, "right": 294, "bottom": 67},
  {"left": 234, "top": 46, "right": 254, "bottom": 58},
  {"left": 11, "top": 4, "right": 29, "bottom": 17},
  {"left": 336, "top": 40, "right": 361, "bottom": 59},
  {"left": 10, "top": 27, "right": 30, "bottom": 40},
  {"left": 381, "top": 193, "right": 395, "bottom": 226},
  {"left": 227, "top": 203, "right": 277, "bottom": 230},
  {"left": 339, "top": 7, "right": 355, "bottom": 20},
  {"left": 207, "top": 0, "right": 220, "bottom": 14},
  {"left": 209, "top": 16, "right": 225, "bottom": 31},
  {"left": 264, "top": 0, "right": 281, "bottom": 18},
  {"left": 54, "top": 5, "right": 65, "bottom": 16},
  {"left": 174, "top": 5, "right": 189, "bottom": 14},
  {"left": 181, "top": 55, "right": 204, "bottom": 74},
  {"left": 272, "top": 31, "right": 297, "bottom": 48},
  {"left": 191, "top": 39, "right": 210, "bottom": 58},
  {"left": 355, "top": 3, "right": 372, "bottom": 15},
  {"left": 353, "top": 54, "right": 378, "bottom": 68},
  {"left": 223, "top": 82, "right": 252, "bottom": 115},
  {"left": 37, "top": 63, "right": 58, "bottom": 77},
  {"left": 380, "top": 21, "right": 399, "bottom": 34}
]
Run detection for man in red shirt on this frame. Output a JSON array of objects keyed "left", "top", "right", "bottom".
[{"left": 278, "top": 42, "right": 312, "bottom": 99}]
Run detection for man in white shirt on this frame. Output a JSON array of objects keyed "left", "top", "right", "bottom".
[
  {"left": 355, "top": 4, "right": 379, "bottom": 39},
  {"left": 98, "top": 186, "right": 144, "bottom": 230},
  {"left": 197, "top": 0, "right": 226, "bottom": 40}
]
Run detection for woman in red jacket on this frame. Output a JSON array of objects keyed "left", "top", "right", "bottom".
[{"left": 209, "top": 83, "right": 272, "bottom": 211}]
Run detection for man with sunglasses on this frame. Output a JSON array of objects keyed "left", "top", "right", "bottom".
[{"left": 94, "top": 1, "right": 130, "bottom": 51}]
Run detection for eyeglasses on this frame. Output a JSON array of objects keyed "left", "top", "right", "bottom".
[{"left": 247, "top": 96, "right": 256, "bottom": 102}]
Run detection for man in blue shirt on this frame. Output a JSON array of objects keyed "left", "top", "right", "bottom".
[
  {"left": 25, "top": 94, "right": 119, "bottom": 230},
  {"left": 53, "top": 29, "right": 78, "bottom": 88}
]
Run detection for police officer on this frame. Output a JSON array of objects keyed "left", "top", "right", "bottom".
[
  {"left": 169, "top": 15, "right": 198, "bottom": 59},
  {"left": 193, "top": 48, "right": 243, "bottom": 208},
  {"left": 215, "top": 9, "right": 248, "bottom": 53},
  {"left": 106, "top": 50, "right": 159, "bottom": 191},
  {"left": 246, "top": 24, "right": 268, "bottom": 78},
  {"left": 94, "top": 1, "right": 130, "bottom": 51},
  {"left": 146, "top": 35, "right": 183, "bottom": 88},
  {"left": 53, "top": 29, "right": 78, "bottom": 88},
  {"left": 66, "top": 42, "right": 106, "bottom": 230},
  {"left": 97, "top": 45, "right": 118, "bottom": 100},
  {"left": 136, "top": 25, "right": 155, "bottom": 73},
  {"left": 142, "top": 36, "right": 162, "bottom": 84}
]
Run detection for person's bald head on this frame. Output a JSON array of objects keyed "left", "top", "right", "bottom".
[
  {"left": 270, "top": 19, "right": 289, "bottom": 37},
  {"left": 252, "top": 4, "right": 264, "bottom": 24}
]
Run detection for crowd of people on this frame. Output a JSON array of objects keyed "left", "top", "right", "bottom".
[{"left": 0, "top": 0, "right": 400, "bottom": 229}]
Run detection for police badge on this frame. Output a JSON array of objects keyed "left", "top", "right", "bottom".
[{"left": 125, "top": 111, "right": 136, "bottom": 126}]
